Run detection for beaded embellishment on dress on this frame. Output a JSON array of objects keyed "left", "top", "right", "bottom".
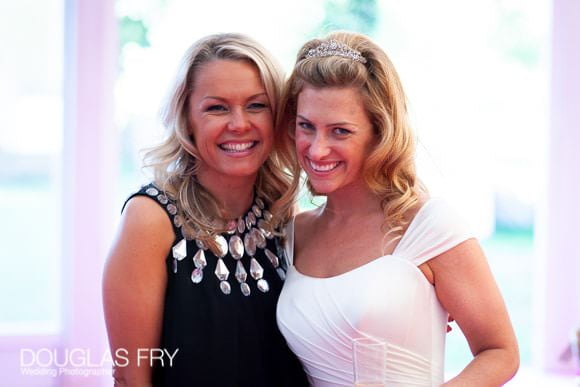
[{"left": 143, "top": 184, "right": 283, "bottom": 296}]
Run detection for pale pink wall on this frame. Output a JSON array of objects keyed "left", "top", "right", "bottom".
[
  {"left": 1, "top": 0, "right": 117, "bottom": 385},
  {"left": 60, "top": 0, "right": 117, "bottom": 385},
  {"left": 534, "top": 0, "right": 580, "bottom": 375}
]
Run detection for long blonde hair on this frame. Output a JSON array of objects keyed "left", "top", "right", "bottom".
[
  {"left": 144, "top": 33, "right": 295, "bottom": 244},
  {"left": 278, "top": 31, "right": 424, "bottom": 235}
]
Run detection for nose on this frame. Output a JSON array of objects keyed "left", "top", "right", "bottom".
[
  {"left": 228, "top": 108, "right": 251, "bottom": 132},
  {"left": 307, "top": 133, "right": 331, "bottom": 160}
]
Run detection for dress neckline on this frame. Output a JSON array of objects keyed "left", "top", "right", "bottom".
[
  {"left": 289, "top": 197, "right": 436, "bottom": 280},
  {"left": 289, "top": 253, "right": 394, "bottom": 281}
]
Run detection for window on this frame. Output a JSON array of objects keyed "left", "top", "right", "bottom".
[{"left": 0, "top": 0, "right": 64, "bottom": 335}]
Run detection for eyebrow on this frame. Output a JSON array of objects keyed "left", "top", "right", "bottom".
[
  {"left": 201, "top": 92, "right": 268, "bottom": 102},
  {"left": 297, "top": 114, "right": 357, "bottom": 128}
]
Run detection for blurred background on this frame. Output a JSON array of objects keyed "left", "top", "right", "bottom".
[{"left": 1, "top": 0, "right": 578, "bottom": 385}]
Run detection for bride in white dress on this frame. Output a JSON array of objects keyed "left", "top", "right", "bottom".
[{"left": 276, "top": 31, "right": 519, "bottom": 386}]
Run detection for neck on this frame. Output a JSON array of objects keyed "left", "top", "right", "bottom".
[
  {"left": 322, "top": 181, "right": 382, "bottom": 221},
  {"left": 196, "top": 171, "right": 257, "bottom": 220}
]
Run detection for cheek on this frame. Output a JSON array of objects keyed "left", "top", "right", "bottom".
[
  {"left": 263, "top": 123, "right": 274, "bottom": 142},
  {"left": 260, "top": 126, "right": 274, "bottom": 157},
  {"left": 344, "top": 145, "right": 368, "bottom": 173},
  {"left": 257, "top": 113, "right": 274, "bottom": 139},
  {"left": 294, "top": 132, "right": 310, "bottom": 154},
  {"left": 191, "top": 116, "right": 217, "bottom": 140},
  {"left": 191, "top": 128, "right": 213, "bottom": 153}
]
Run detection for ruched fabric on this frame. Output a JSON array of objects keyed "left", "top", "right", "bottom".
[{"left": 277, "top": 198, "right": 473, "bottom": 386}]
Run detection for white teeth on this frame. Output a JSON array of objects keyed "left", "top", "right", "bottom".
[
  {"left": 220, "top": 142, "right": 255, "bottom": 152},
  {"left": 309, "top": 160, "right": 340, "bottom": 172}
]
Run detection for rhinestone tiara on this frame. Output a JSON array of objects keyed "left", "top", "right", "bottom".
[{"left": 305, "top": 39, "right": 367, "bottom": 64}]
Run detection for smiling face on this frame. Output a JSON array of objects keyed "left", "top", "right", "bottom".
[
  {"left": 188, "top": 59, "right": 273, "bottom": 185},
  {"left": 295, "top": 85, "right": 375, "bottom": 195}
]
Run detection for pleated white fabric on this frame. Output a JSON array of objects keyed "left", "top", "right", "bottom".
[{"left": 277, "top": 198, "right": 473, "bottom": 386}]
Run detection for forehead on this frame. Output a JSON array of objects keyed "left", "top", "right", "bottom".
[
  {"left": 192, "top": 59, "right": 265, "bottom": 98},
  {"left": 297, "top": 85, "right": 366, "bottom": 119}
]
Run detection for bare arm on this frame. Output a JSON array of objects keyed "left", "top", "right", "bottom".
[
  {"left": 103, "top": 197, "right": 174, "bottom": 386},
  {"left": 427, "top": 239, "right": 519, "bottom": 386}
]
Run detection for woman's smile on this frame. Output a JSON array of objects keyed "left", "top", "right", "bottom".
[{"left": 218, "top": 140, "right": 259, "bottom": 156}]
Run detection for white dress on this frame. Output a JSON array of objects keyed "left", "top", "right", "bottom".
[{"left": 276, "top": 198, "right": 473, "bottom": 386}]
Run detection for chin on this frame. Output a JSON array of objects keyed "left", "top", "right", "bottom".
[
  {"left": 308, "top": 181, "right": 337, "bottom": 195},
  {"left": 227, "top": 169, "right": 261, "bottom": 178},
  {"left": 222, "top": 162, "right": 263, "bottom": 177}
]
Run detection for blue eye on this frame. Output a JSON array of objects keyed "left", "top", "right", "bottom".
[
  {"left": 206, "top": 105, "right": 227, "bottom": 112},
  {"left": 248, "top": 102, "right": 268, "bottom": 110},
  {"left": 297, "top": 122, "right": 314, "bottom": 131},
  {"left": 333, "top": 127, "right": 352, "bottom": 136}
]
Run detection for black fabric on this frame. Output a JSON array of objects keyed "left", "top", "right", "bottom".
[{"left": 123, "top": 183, "right": 308, "bottom": 387}]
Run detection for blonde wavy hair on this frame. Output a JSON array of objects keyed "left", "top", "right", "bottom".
[
  {"left": 278, "top": 31, "right": 425, "bottom": 236},
  {"left": 144, "top": 33, "right": 295, "bottom": 247}
]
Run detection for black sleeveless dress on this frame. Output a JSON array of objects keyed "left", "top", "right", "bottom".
[{"left": 123, "top": 183, "right": 308, "bottom": 387}]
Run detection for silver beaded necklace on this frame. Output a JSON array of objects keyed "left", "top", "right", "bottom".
[{"left": 167, "top": 194, "right": 284, "bottom": 296}]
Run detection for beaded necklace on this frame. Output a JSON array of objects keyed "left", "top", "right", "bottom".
[{"left": 145, "top": 185, "right": 283, "bottom": 296}]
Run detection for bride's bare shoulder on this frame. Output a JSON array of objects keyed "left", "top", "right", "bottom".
[{"left": 294, "top": 206, "right": 322, "bottom": 243}]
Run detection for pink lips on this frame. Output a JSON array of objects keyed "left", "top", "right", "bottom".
[
  {"left": 218, "top": 141, "right": 258, "bottom": 157},
  {"left": 305, "top": 157, "right": 342, "bottom": 175}
]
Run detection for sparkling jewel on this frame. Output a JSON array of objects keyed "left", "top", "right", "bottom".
[
  {"left": 237, "top": 217, "right": 245, "bottom": 233},
  {"left": 146, "top": 187, "right": 159, "bottom": 196},
  {"left": 191, "top": 267, "right": 203, "bottom": 284},
  {"left": 258, "top": 219, "right": 273, "bottom": 239},
  {"left": 193, "top": 249, "right": 207, "bottom": 268},
  {"left": 213, "top": 235, "right": 228, "bottom": 258},
  {"left": 262, "top": 210, "right": 273, "bottom": 221},
  {"left": 214, "top": 258, "right": 230, "bottom": 281},
  {"left": 305, "top": 39, "right": 367, "bottom": 63},
  {"left": 251, "top": 228, "right": 266, "bottom": 249},
  {"left": 229, "top": 235, "right": 244, "bottom": 260},
  {"left": 252, "top": 205, "right": 262, "bottom": 217},
  {"left": 173, "top": 215, "right": 183, "bottom": 227},
  {"left": 220, "top": 281, "right": 231, "bottom": 295},
  {"left": 256, "top": 197, "right": 265, "bottom": 209},
  {"left": 167, "top": 203, "right": 178, "bottom": 215},
  {"left": 157, "top": 194, "right": 169, "bottom": 204},
  {"left": 245, "top": 216, "right": 252, "bottom": 230},
  {"left": 250, "top": 258, "right": 264, "bottom": 280},
  {"left": 196, "top": 239, "right": 207, "bottom": 250},
  {"left": 257, "top": 279, "right": 270, "bottom": 293},
  {"left": 235, "top": 261, "right": 248, "bottom": 283},
  {"left": 264, "top": 248, "right": 279, "bottom": 268},
  {"left": 248, "top": 212, "right": 256, "bottom": 226},
  {"left": 240, "top": 282, "right": 251, "bottom": 296},
  {"left": 172, "top": 239, "right": 187, "bottom": 261},
  {"left": 244, "top": 232, "right": 257, "bottom": 256}
]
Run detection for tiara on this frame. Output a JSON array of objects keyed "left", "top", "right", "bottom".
[{"left": 305, "top": 40, "right": 367, "bottom": 64}]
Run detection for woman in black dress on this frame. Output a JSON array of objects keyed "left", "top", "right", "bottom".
[{"left": 103, "top": 33, "right": 308, "bottom": 387}]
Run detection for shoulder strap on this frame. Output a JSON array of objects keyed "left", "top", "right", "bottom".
[
  {"left": 122, "top": 183, "right": 183, "bottom": 238},
  {"left": 393, "top": 198, "right": 474, "bottom": 266}
]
